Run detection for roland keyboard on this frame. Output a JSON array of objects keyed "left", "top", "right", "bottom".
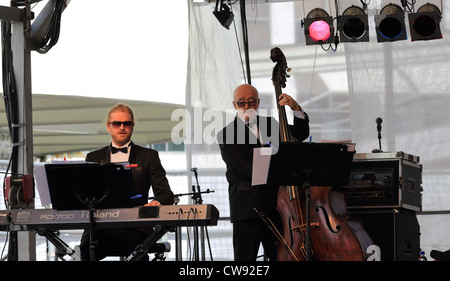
[{"left": 0, "top": 204, "right": 219, "bottom": 231}]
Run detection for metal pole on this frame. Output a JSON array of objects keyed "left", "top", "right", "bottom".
[
  {"left": 239, "top": 0, "right": 251, "bottom": 84},
  {"left": 11, "top": 18, "right": 36, "bottom": 261}
]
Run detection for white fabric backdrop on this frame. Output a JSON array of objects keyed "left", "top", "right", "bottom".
[
  {"left": 344, "top": 1, "right": 450, "bottom": 256},
  {"left": 187, "top": 0, "right": 450, "bottom": 260}
]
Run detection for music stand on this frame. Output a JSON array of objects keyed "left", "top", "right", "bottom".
[
  {"left": 266, "top": 142, "right": 354, "bottom": 261},
  {"left": 267, "top": 142, "right": 353, "bottom": 187},
  {"left": 44, "top": 163, "right": 136, "bottom": 260},
  {"left": 45, "top": 163, "right": 136, "bottom": 210}
]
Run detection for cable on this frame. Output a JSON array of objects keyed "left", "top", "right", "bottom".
[
  {"left": 231, "top": 11, "right": 247, "bottom": 84},
  {"left": 185, "top": 208, "right": 193, "bottom": 260},
  {"left": 1, "top": 19, "right": 23, "bottom": 261},
  {"left": 1, "top": 22, "right": 19, "bottom": 209},
  {"left": 227, "top": 1, "right": 251, "bottom": 84},
  {"left": 239, "top": 1, "right": 251, "bottom": 84},
  {"left": 401, "top": 0, "right": 417, "bottom": 13},
  {"left": 36, "top": 0, "right": 65, "bottom": 54},
  {"left": 1, "top": 230, "right": 9, "bottom": 260},
  {"left": 306, "top": 45, "right": 318, "bottom": 114}
]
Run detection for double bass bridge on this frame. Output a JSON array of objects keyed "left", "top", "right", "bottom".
[{"left": 291, "top": 222, "right": 319, "bottom": 233}]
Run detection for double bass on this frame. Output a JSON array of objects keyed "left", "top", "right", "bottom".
[{"left": 267, "top": 47, "right": 374, "bottom": 261}]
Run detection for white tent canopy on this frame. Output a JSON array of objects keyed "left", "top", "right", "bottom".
[
  {"left": 0, "top": 0, "right": 189, "bottom": 157},
  {"left": 0, "top": 94, "right": 185, "bottom": 157},
  {"left": 187, "top": 0, "right": 450, "bottom": 260}
]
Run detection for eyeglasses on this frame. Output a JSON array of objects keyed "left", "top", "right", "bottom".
[
  {"left": 109, "top": 121, "right": 134, "bottom": 128},
  {"left": 235, "top": 99, "right": 259, "bottom": 108}
]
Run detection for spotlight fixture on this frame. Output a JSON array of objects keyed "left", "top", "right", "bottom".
[
  {"left": 375, "top": 3, "right": 407, "bottom": 42},
  {"left": 213, "top": 0, "right": 234, "bottom": 30},
  {"left": 408, "top": 3, "right": 442, "bottom": 41},
  {"left": 303, "top": 8, "right": 334, "bottom": 45},
  {"left": 338, "top": 5, "right": 369, "bottom": 43}
]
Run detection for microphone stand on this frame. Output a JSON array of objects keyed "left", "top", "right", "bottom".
[
  {"left": 190, "top": 168, "right": 213, "bottom": 261},
  {"left": 377, "top": 130, "right": 382, "bottom": 152},
  {"left": 374, "top": 117, "right": 383, "bottom": 153}
]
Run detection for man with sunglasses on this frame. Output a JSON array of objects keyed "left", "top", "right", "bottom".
[
  {"left": 79, "top": 103, "right": 174, "bottom": 261},
  {"left": 217, "top": 84, "right": 310, "bottom": 261}
]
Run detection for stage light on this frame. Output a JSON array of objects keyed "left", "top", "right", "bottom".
[
  {"left": 213, "top": 0, "right": 234, "bottom": 30},
  {"left": 375, "top": 3, "right": 407, "bottom": 42},
  {"left": 408, "top": 3, "right": 442, "bottom": 41},
  {"left": 337, "top": 5, "right": 369, "bottom": 43},
  {"left": 303, "top": 8, "right": 334, "bottom": 45}
]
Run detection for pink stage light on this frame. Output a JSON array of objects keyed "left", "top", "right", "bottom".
[{"left": 308, "top": 20, "right": 331, "bottom": 42}]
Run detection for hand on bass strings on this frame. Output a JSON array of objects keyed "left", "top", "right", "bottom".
[{"left": 278, "top": 93, "right": 302, "bottom": 111}]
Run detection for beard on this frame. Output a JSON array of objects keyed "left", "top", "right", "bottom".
[{"left": 236, "top": 108, "right": 257, "bottom": 124}]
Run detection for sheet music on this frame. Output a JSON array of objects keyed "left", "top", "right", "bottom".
[
  {"left": 251, "top": 147, "right": 273, "bottom": 186},
  {"left": 34, "top": 161, "right": 97, "bottom": 207},
  {"left": 34, "top": 165, "right": 52, "bottom": 207}
]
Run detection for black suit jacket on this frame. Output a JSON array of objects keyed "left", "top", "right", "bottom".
[
  {"left": 217, "top": 114, "right": 309, "bottom": 223},
  {"left": 85, "top": 142, "right": 174, "bottom": 206},
  {"left": 80, "top": 142, "right": 174, "bottom": 252}
]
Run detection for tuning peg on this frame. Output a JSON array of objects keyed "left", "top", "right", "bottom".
[{"left": 287, "top": 67, "right": 292, "bottom": 72}]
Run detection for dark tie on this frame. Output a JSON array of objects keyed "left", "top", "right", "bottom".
[{"left": 111, "top": 146, "right": 128, "bottom": 154}]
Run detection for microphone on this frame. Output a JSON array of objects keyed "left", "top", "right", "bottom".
[
  {"left": 376, "top": 117, "right": 382, "bottom": 133},
  {"left": 374, "top": 117, "right": 383, "bottom": 152},
  {"left": 191, "top": 167, "right": 199, "bottom": 183}
]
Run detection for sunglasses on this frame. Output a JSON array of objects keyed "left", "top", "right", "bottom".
[
  {"left": 109, "top": 121, "right": 134, "bottom": 128},
  {"left": 235, "top": 100, "right": 258, "bottom": 108}
]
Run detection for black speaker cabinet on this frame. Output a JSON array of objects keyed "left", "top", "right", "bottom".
[{"left": 350, "top": 209, "right": 420, "bottom": 261}]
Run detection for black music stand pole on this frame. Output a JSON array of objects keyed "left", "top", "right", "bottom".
[
  {"left": 76, "top": 191, "right": 108, "bottom": 261},
  {"left": 303, "top": 171, "right": 312, "bottom": 261},
  {"left": 87, "top": 199, "right": 97, "bottom": 261}
]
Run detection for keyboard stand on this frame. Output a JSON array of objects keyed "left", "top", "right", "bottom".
[
  {"left": 125, "top": 225, "right": 169, "bottom": 261},
  {"left": 37, "top": 228, "right": 82, "bottom": 261}
]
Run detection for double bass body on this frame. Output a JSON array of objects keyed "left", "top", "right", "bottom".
[
  {"left": 310, "top": 186, "right": 374, "bottom": 261},
  {"left": 270, "top": 47, "right": 374, "bottom": 261},
  {"left": 276, "top": 185, "right": 374, "bottom": 261}
]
